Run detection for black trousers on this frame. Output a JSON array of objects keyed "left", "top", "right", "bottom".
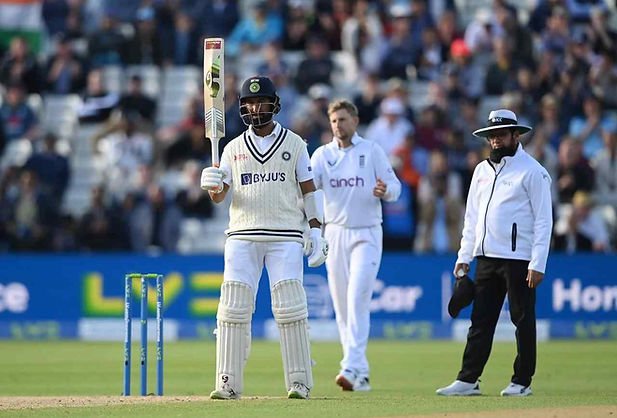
[{"left": 457, "top": 256, "right": 536, "bottom": 387}]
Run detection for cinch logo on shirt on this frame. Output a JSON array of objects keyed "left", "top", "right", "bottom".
[
  {"left": 329, "top": 176, "right": 365, "bottom": 188},
  {"left": 240, "top": 172, "right": 287, "bottom": 185}
]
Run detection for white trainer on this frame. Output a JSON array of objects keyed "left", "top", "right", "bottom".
[
  {"left": 335, "top": 369, "right": 357, "bottom": 391},
  {"left": 436, "top": 380, "right": 481, "bottom": 396},
  {"left": 500, "top": 383, "right": 532, "bottom": 397},
  {"left": 210, "top": 387, "right": 240, "bottom": 400},
  {"left": 353, "top": 376, "right": 371, "bottom": 392},
  {"left": 288, "top": 382, "right": 310, "bottom": 399}
]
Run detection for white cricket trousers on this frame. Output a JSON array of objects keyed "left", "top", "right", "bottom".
[
  {"left": 324, "top": 224, "right": 382, "bottom": 377},
  {"left": 223, "top": 239, "right": 305, "bottom": 292}
]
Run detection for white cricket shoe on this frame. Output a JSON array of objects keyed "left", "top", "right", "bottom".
[
  {"left": 288, "top": 382, "right": 310, "bottom": 399},
  {"left": 353, "top": 376, "right": 371, "bottom": 392},
  {"left": 335, "top": 369, "right": 357, "bottom": 391},
  {"left": 210, "top": 387, "right": 240, "bottom": 400},
  {"left": 436, "top": 380, "right": 481, "bottom": 396},
  {"left": 500, "top": 383, "right": 532, "bottom": 397}
]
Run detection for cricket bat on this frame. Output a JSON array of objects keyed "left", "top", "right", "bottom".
[{"left": 203, "top": 38, "right": 225, "bottom": 165}]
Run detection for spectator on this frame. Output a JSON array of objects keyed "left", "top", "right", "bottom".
[
  {"left": 282, "top": 2, "right": 312, "bottom": 51},
  {"left": 408, "top": 0, "right": 435, "bottom": 47},
  {"left": 78, "top": 69, "right": 119, "bottom": 124},
  {"left": 415, "top": 26, "right": 445, "bottom": 81},
  {"left": 539, "top": 6, "right": 571, "bottom": 59},
  {"left": 0, "top": 82, "right": 39, "bottom": 143},
  {"left": 256, "top": 42, "right": 290, "bottom": 81},
  {"left": 435, "top": 10, "right": 461, "bottom": 55},
  {"left": 171, "top": 11, "right": 196, "bottom": 65},
  {"left": 464, "top": 8, "right": 497, "bottom": 56},
  {"left": 533, "top": 93, "right": 565, "bottom": 150},
  {"left": 352, "top": 73, "right": 383, "bottom": 126},
  {"left": 556, "top": 136, "right": 594, "bottom": 203},
  {"left": 452, "top": 96, "right": 483, "bottom": 151},
  {"left": 568, "top": 93, "right": 609, "bottom": 159},
  {"left": 175, "top": 160, "right": 213, "bottom": 220},
  {"left": 292, "top": 83, "right": 332, "bottom": 154},
  {"left": 117, "top": 74, "right": 157, "bottom": 125},
  {"left": 87, "top": 14, "right": 126, "bottom": 67},
  {"left": 0, "top": 37, "right": 41, "bottom": 94},
  {"left": 341, "top": 0, "right": 384, "bottom": 74},
  {"left": 511, "top": 66, "right": 541, "bottom": 120},
  {"left": 23, "top": 132, "right": 70, "bottom": 208},
  {"left": 269, "top": 70, "right": 298, "bottom": 129},
  {"left": 77, "top": 185, "right": 128, "bottom": 251},
  {"left": 128, "top": 184, "right": 182, "bottom": 252},
  {"left": 124, "top": 6, "right": 164, "bottom": 66},
  {"left": 553, "top": 191, "right": 610, "bottom": 252},
  {"left": 379, "top": 4, "right": 418, "bottom": 80},
  {"left": 415, "top": 150, "right": 463, "bottom": 253},
  {"left": 591, "top": 119, "right": 617, "bottom": 209},
  {"left": 528, "top": 0, "right": 565, "bottom": 34},
  {"left": 365, "top": 97, "right": 414, "bottom": 158},
  {"left": 156, "top": 91, "right": 203, "bottom": 147},
  {"left": 484, "top": 36, "right": 516, "bottom": 95},
  {"left": 226, "top": 1, "right": 284, "bottom": 57},
  {"left": 449, "top": 39, "right": 484, "bottom": 99},
  {"left": 223, "top": 72, "right": 246, "bottom": 144},
  {"left": 384, "top": 78, "right": 415, "bottom": 123},
  {"left": 589, "top": 51, "right": 617, "bottom": 111},
  {"left": 95, "top": 113, "right": 154, "bottom": 199},
  {"left": 414, "top": 105, "right": 449, "bottom": 151},
  {"left": 494, "top": 3, "right": 534, "bottom": 67},
  {"left": 164, "top": 116, "right": 211, "bottom": 169},
  {"left": 4, "top": 170, "right": 57, "bottom": 251},
  {"left": 587, "top": 6, "right": 617, "bottom": 56},
  {"left": 309, "top": 0, "right": 348, "bottom": 50},
  {"left": 44, "top": 35, "right": 87, "bottom": 95},
  {"left": 42, "top": 0, "right": 70, "bottom": 37},
  {"left": 192, "top": 0, "right": 239, "bottom": 39},
  {"left": 526, "top": 126, "right": 560, "bottom": 205},
  {"left": 294, "top": 35, "right": 335, "bottom": 94},
  {"left": 567, "top": 0, "right": 609, "bottom": 23}
]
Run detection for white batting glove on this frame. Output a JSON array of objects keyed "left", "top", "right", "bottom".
[
  {"left": 304, "top": 228, "right": 328, "bottom": 267},
  {"left": 200, "top": 167, "right": 225, "bottom": 193}
]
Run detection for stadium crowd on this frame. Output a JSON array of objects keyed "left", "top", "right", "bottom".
[{"left": 0, "top": 0, "right": 615, "bottom": 254}]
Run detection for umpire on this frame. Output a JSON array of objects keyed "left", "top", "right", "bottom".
[{"left": 436, "top": 109, "right": 553, "bottom": 397}]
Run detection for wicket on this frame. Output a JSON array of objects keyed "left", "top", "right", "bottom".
[{"left": 123, "top": 273, "right": 164, "bottom": 396}]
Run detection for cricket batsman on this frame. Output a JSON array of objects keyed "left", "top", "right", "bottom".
[{"left": 200, "top": 76, "right": 328, "bottom": 400}]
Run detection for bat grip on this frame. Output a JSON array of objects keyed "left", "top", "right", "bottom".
[{"left": 211, "top": 138, "right": 220, "bottom": 166}]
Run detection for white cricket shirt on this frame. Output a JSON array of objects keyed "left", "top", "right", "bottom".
[{"left": 311, "top": 134, "right": 401, "bottom": 228}]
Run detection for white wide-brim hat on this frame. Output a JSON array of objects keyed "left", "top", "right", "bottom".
[{"left": 472, "top": 109, "right": 532, "bottom": 138}]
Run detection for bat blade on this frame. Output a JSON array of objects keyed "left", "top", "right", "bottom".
[{"left": 203, "top": 37, "right": 225, "bottom": 165}]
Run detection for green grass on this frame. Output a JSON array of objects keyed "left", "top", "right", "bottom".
[{"left": 0, "top": 340, "right": 616, "bottom": 417}]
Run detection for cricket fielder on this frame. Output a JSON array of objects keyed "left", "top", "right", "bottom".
[
  {"left": 311, "top": 99, "right": 401, "bottom": 391},
  {"left": 200, "top": 76, "right": 328, "bottom": 400}
]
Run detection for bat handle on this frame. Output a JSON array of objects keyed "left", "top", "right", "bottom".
[{"left": 211, "top": 138, "right": 220, "bottom": 166}]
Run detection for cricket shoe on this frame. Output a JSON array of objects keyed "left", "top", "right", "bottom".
[
  {"left": 335, "top": 369, "right": 357, "bottom": 391},
  {"left": 287, "top": 382, "right": 310, "bottom": 399},
  {"left": 500, "top": 383, "right": 532, "bottom": 397},
  {"left": 353, "top": 376, "right": 371, "bottom": 392},
  {"left": 436, "top": 380, "right": 481, "bottom": 396},
  {"left": 210, "top": 387, "right": 240, "bottom": 400}
]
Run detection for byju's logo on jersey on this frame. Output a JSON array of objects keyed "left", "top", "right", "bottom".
[{"left": 241, "top": 172, "right": 287, "bottom": 185}]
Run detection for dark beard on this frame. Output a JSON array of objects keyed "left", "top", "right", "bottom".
[{"left": 489, "top": 144, "right": 517, "bottom": 163}]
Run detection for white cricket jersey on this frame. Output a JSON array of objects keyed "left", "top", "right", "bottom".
[
  {"left": 311, "top": 134, "right": 401, "bottom": 228},
  {"left": 456, "top": 144, "right": 553, "bottom": 273},
  {"left": 219, "top": 123, "right": 313, "bottom": 242}
]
